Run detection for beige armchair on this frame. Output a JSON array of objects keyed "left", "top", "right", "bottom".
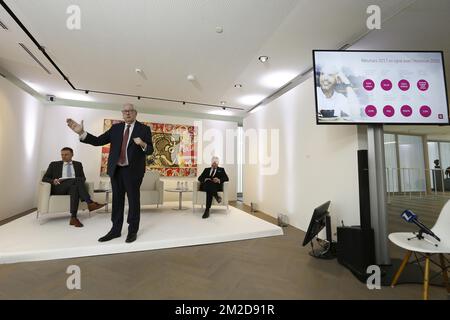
[
  {"left": 140, "top": 171, "right": 164, "bottom": 207},
  {"left": 192, "top": 181, "right": 229, "bottom": 212},
  {"left": 37, "top": 171, "right": 94, "bottom": 219}
]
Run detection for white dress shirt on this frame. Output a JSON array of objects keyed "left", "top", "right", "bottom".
[
  {"left": 117, "top": 121, "right": 136, "bottom": 166},
  {"left": 209, "top": 167, "right": 220, "bottom": 182},
  {"left": 61, "top": 161, "right": 75, "bottom": 179}
]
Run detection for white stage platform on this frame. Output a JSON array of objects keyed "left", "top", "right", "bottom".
[{"left": 0, "top": 202, "right": 283, "bottom": 264}]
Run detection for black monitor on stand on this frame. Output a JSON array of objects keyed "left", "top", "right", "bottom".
[{"left": 302, "top": 201, "right": 336, "bottom": 259}]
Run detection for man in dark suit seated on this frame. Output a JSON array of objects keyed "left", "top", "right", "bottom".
[
  {"left": 42, "top": 147, "right": 105, "bottom": 227},
  {"left": 198, "top": 156, "right": 229, "bottom": 219}
]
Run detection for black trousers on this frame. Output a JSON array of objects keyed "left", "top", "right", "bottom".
[
  {"left": 110, "top": 166, "right": 143, "bottom": 234},
  {"left": 200, "top": 180, "right": 223, "bottom": 210},
  {"left": 51, "top": 178, "right": 91, "bottom": 217}
]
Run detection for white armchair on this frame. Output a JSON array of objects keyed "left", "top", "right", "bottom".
[
  {"left": 37, "top": 171, "right": 94, "bottom": 219},
  {"left": 140, "top": 171, "right": 164, "bottom": 207},
  {"left": 192, "top": 181, "right": 229, "bottom": 212},
  {"left": 389, "top": 200, "right": 450, "bottom": 300}
]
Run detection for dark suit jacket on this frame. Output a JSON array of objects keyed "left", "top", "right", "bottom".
[
  {"left": 198, "top": 167, "right": 229, "bottom": 184},
  {"left": 42, "top": 161, "right": 86, "bottom": 184},
  {"left": 81, "top": 121, "right": 153, "bottom": 178}
]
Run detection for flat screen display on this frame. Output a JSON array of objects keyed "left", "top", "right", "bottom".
[{"left": 313, "top": 50, "right": 449, "bottom": 125}]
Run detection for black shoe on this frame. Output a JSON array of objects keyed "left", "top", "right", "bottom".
[
  {"left": 202, "top": 209, "right": 210, "bottom": 219},
  {"left": 98, "top": 232, "right": 121, "bottom": 242},
  {"left": 126, "top": 233, "right": 137, "bottom": 243}
]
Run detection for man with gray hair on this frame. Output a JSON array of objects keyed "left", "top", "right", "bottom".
[
  {"left": 66, "top": 103, "right": 153, "bottom": 243},
  {"left": 198, "top": 156, "right": 229, "bottom": 218}
]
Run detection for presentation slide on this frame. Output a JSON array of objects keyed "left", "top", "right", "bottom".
[{"left": 313, "top": 51, "right": 449, "bottom": 124}]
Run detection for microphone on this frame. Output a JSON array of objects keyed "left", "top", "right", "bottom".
[{"left": 401, "top": 210, "right": 440, "bottom": 242}]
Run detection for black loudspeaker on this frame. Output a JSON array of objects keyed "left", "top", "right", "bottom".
[
  {"left": 357, "top": 150, "right": 371, "bottom": 230},
  {"left": 337, "top": 226, "right": 375, "bottom": 282}
]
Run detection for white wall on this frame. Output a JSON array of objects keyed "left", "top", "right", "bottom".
[
  {"left": 38, "top": 105, "right": 238, "bottom": 202},
  {"left": 243, "top": 77, "right": 361, "bottom": 235},
  {"left": 0, "top": 76, "right": 44, "bottom": 220}
]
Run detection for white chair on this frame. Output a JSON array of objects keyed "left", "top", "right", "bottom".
[
  {"left": 37, "top": 171, "right": 94, "bottom": 219},
  {"left": 140, "top": 171, "right": 164, "bottom": 207},
  {"left": 192, "top": 181, "right": 229, "bottom": 212},
  {"left": 389, "top": 200, "right": 450, "bottom": 300}
]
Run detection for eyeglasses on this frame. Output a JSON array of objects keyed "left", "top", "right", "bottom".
[{"left": 121, "top": 110, "right": 135, "bottom": 114}]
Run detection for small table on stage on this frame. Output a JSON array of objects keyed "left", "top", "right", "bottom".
[
  {"left": 165, "top": 188, "right": 192, "bottom": 210},
  {"left": 93, "top": 189, "right": 112, "bottom": 212}
]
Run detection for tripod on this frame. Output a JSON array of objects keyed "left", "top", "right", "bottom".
[{"left": 407, "top": 230, "right": 439, "bottom": 247}]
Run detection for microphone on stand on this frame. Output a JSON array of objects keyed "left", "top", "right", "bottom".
[{"left": 400, "top": 209, "right": 440, "bottom": 242}]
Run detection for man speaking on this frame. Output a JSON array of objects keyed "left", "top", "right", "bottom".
[{"left": 67, "top": 103, "right": 153, "bottom": 243}]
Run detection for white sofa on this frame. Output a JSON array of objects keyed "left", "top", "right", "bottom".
[
  {"left": 37, "top": 171, "right": 94, "bottom": 219},
  {"left": 140, "top": 171, "right": 164, "bottom": 207},
  {"left": 192, "top": 181, "right": 229, "bottom": 211}
]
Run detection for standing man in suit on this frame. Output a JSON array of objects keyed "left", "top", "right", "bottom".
[
  {"left": 198, "top": 156, "right": 229, "bottom": 219},
  {"left": 66, "top": 103, "right": 154, "bottom": 243},
  {"left": 42, "top": 147, "right": 105, "bottom": 227}
]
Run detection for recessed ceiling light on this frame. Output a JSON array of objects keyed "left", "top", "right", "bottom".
[
  {"left": 258, "top": 56, "right": 269, "bottom": 63},
  {"left": 220, "top": 101, "right": 226, "bottom": 105},
  {"left": 234, "top": 84, "right": 242, "bottom": 88},
  {"left": 187, "top": 74, "right": 196, "bottom": 81},
  {"left": 216, "top": 26, "right": 223, "bottom": 33}
]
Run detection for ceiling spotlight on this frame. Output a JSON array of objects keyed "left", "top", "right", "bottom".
[
  {"left": 220, "top": 101, "right": 226, "bottom": 105},
  {"left": 182, "top": 101, "right": 186, "bottom": 105},
  {"left": 137, "top": 96, "right": 141, "bottom": 100},
  {"left": 85, "top": 90, "right": 89, "bottom": 94},
  {"left": 222, "top": 107, "right": 226, "bottom": 110},
  {"left": 216, "top": 26, "right": 223, "bottom": 34},
  {"left": 135, "top": 68, "right": 147, "bottom": 80},
  {"left": 187, "top": 74, "right": 196, "bottom": 81},
  {"left": 234, "top": 84, "right": 242, "bottom": 88},
  {"left": 258, "top": 56, "right": 269, "bottom": 63}
]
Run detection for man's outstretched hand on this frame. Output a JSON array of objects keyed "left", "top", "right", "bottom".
[{"left": 67, "top": 119, "right": 84, "bottom": 135}]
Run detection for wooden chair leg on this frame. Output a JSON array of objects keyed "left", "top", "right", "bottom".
[
  {"left": 391, "top": 251, "right": 412, "bottom": 287},
  {"left": 439, "top": 253, "right": 450, "bottom": 295},
  {"left": 423, "top": 255, "right": 430, "bottom": 300}
]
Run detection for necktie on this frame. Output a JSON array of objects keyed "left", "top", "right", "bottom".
[
  {"left": 67, "top": 163, "right": 72, "bottom": 177},
  {"left": 119, "top": 125, "right": 131, "bottom": 165},
  {"left": 210, "top": 168, "right": 216, "bottom": 177}
]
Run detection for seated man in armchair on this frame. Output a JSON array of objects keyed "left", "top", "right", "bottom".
[
  {"left": 42, "top": 147, "right": 105, "bottom": 227},
  {"left": 198, "top": 156, "right": 229, "bottom": 219}
]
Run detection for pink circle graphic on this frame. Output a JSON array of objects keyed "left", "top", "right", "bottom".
[
  {"left": 363, "top": 79, "right": 375, "bottom": 91},
  {"left": 419, "top": 105, "right": 431, "bottom": 117},
  {"left": 398, "top": 79, "right": 410, "bottom": 91},
  {"left": 383, "top": 105, "right": 395, "bottom": 117},
  {"left": 400, "top": 105, "right": 412, "bottom": 117},
  {"left": 381, "top": 79, "right": 393, "bottom": 91},
  {"left": 365, "top": 105, "right": 377, "bottom": 117},
  {"left": 417, "top": 79, "right": 429, "bottom": 91}
]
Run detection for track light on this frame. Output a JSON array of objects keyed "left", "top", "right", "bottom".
[
  {"left": 222, "top": 107, "right": 226, "bottom": 110},
  {"left": 137, "top": 96, "right": 141, "bottom": 100},
  {"left": 182, "top": 101, "right": 186, "bottom": 105},
  {"left": 85, "top": 90, "right": 89, "bottom": 94},
  {"left": 234, "top": 84, "right": 242, "bottom": 88},
  {"left": 258, "top": 56, "right": 269, "bottom": 63}
]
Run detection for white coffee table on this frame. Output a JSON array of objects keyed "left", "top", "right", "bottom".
[{"left": 165, "top": 188, "right": 192, "bottom": 210}]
